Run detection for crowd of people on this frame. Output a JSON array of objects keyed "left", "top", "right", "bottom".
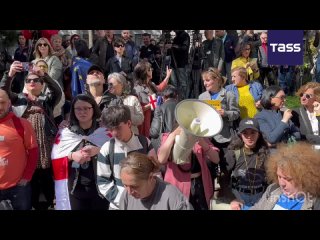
[{"left": 0, "top": 30, "right": 320, "bottom": 210}]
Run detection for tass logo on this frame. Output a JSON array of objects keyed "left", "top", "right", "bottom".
[
  {"left": 268, "top": 30, "right": 303, "bottom": 65},
  {"left": 270, "top": 43, "right": 301, "bottom": 52}
]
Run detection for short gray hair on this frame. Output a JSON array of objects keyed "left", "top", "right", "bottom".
[{"left": 107, "top": 72, "right": 130, "bottom": 95}]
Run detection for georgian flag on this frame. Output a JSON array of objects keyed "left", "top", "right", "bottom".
[
  {"left": 149, "top": 93, "right": 157, "bottom": 111},
  {"left": 51, "top": 127, "right": 111, "bottom": 210}
]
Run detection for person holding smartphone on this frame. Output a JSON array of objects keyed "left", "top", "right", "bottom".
[{"left": 1, "top": 61, "right": 62, "bottom": 210}]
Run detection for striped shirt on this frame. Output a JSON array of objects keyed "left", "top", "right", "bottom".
[{"left": 97, "top": 134, "right": 156, "bottom": 209}]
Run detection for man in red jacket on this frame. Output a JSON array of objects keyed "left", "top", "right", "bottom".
[{"left": 0, "top": 89, "right": 39, "bottom": 210}]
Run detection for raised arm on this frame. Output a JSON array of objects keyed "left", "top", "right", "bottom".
[{"left": 0, "top": 61, "right": 22, "bottom": 102}]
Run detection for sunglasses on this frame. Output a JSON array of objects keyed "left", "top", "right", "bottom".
[
  {"left": 38, "top": 43, "right": 48, "bottom": 47},
  {"left": 115, "top": 44, "right": 124, "bottom": 48},
  {"left": 300, "top": 93, "right": 314, "bottom": 99},
  {"left": 26, "top": 78, "right": 43, "bottom": 84}
]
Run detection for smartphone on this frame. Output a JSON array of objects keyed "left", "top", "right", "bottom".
[
  {"left": 250, "top": 58, "right": 258, "bottom": 66},
  {"left": 21, "top": 62, "right": 32, "bottom": 72}
]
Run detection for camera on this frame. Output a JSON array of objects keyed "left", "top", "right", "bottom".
[{"left": 21, "top": 62, "right": 33, "bottom": 72}]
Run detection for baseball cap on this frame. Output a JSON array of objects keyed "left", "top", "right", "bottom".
[
  {"left": 238, "top": 118, "right": 260, "bottom": 133},
  {"left": 87, "top": 65, "right": 104, "bottom": 75}
]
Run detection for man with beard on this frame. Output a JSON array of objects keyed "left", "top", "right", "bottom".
[{"left": 0, "top": 89, "right": 38, "bottom": 210}]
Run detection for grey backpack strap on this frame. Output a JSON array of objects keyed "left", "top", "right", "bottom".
[{"left": 137, "top": 135, "right": 150, "bottom": 154}]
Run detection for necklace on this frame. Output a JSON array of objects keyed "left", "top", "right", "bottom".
[
  {"left": 95, "top": 96, "right": 102, "bottom": 105},
  {"left": 242, "top": 148, "right": 258, "bottom": 193}
]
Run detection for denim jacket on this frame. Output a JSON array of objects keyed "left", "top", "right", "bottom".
[{"left": 225, "top": 81, "right": 263, "bottom": 103}]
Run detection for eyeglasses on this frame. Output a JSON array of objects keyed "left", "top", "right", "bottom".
[
  {"left": 74, "top": 107, "right": 93, "bottom": 112},
  {"left": 299, "top": 93, "right": 314, "bottom": 99},
  {"left": 115, "top": 44, "right": 124, "bottom": 48},
  {"left": 38, "top": 43, "right": 48, "bottom": 47},
  {"left": 25, "top": 78, "right": 43, "bottom": 84},
  {"left": 273, "top": 95, "right": 286, "bottom": 100}
]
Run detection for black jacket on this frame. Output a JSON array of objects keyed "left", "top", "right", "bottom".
[
  {"left": 202, "top": 38, "right": 225, "bottom": 70},
  {"left": 150, "top": 98, "right": 178, "bottom": 138},
  {"left": 292, "top": 107, "right": 320, "bottom": 144},
  {"left": 105, "top": 56, "right": 133, "bottom": 80},
  {"left": 170, "top": 31, "right": 190, "bottom": 68},
  {"left": 0, "top": 72, "right": 61, "bottom": 137}
]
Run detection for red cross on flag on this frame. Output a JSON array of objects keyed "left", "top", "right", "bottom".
[
  {"left": 51, "top": 127, "right": 110, "bottom": 210},
  {"left": 149, "top": 94, "right": 157, "bottom": 111}
]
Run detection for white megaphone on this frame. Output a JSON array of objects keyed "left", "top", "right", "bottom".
[{"left": 172, "top": 99, "right": 223, "bottom": 165}]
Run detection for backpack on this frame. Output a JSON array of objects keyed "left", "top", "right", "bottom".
[{"left": 108, "top": 135, "right": 150, "bottom": 171}]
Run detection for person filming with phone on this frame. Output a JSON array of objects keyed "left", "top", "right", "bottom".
[
  {"left": 232, "top": 42, "right": 260, "bottom": 81},
  {"left": 0, "top": 60, "right": 62, "bottom": 210}
]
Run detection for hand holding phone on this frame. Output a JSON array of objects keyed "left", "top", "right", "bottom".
[{"left": 21, "top": 62, "right": 33, "bottom": 72}]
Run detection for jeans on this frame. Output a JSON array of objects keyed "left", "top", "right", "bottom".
[
  {"left": 170, "top": 67, "right": 189, "bottom": 100},
  {"left": 221, "top": 62, "right": 232, "bottom": 85},
  {"left": 31, "top": 168, "right": 55, "bottom": 210},
  {"left": 259, "top": 67, "right": 275, "bottom": 87},
  {"left": 278, "top": 67, "right": 295, "bottom": 94},
  {"left": 0, "top": 183, "right": 32, "bottom": 210},
  {"left": 232, "top": 189, "right": 264, "bottom": 210},
  {"left": 190, "top": 69, "right": 202, "bottom": 98},
  {"left": 189, "top": 176, "right": 208, "bottom": 210},
  {"left": 69, "top": 184, "right": 110, "bottom": 210}
]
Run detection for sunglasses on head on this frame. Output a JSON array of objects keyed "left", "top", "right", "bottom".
[
  {"left": 26, "top": 78, "right": 43, "bottom": 84},
  {"left": 38, "top": 43, "right": 48, "bottom": 47},
  {"left": 300, "top": 93, "right": 313, "bottom": 99}
]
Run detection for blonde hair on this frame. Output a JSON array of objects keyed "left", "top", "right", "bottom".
[
  {"left": 33, "top": 37, "right": 54, "bottom": 59},
  {"left": 296, "top": 82, "right": 320, "bottom": 102},
  {"left": 201, "top": 67, "right": 226, "bottom": 88},
  {"left": 266, "top": 143, "right": 320, "bottom": 197},
  {"left": 231, "top": 67, "right": 248, "bottom": 82},
  {"left": 35, "top": 59, "right": 49, "bottom": 74},
  {"left": 120, "top": 152, "right": 160, "bottom": 181}
]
